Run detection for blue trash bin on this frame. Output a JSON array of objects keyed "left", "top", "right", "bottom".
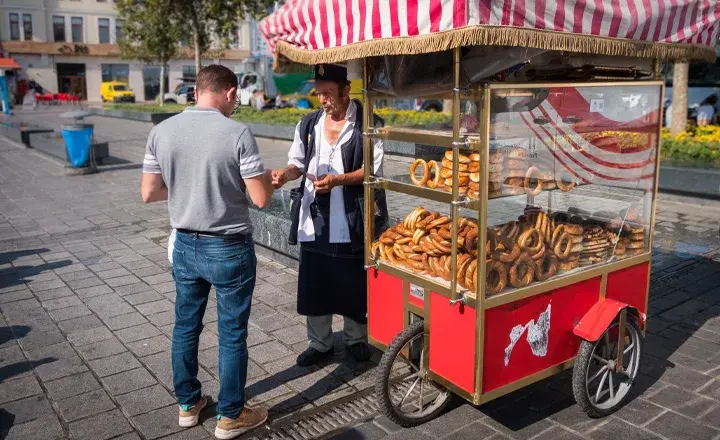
[{"left": 62, "top": 124, "right": 93, "bottom": 168}]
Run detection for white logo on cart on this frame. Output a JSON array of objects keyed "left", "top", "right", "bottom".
[
  {"left": 504, "top": 303, "right": 551, "bottom": 367},
  {"left": 590, "top": 99, "right": 604, "bottom": 113},
  {"left": 409, "top": 283, "right": 424, "bottom": 300}
]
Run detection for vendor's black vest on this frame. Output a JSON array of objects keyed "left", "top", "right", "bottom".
[{"left": 292, "top": 99, "right": 389, "bottom": 251}]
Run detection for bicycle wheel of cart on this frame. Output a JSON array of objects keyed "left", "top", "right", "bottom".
[
  {"left": 376, "top": 320, "right": 452, "bottom": 427},
  {"left": 572, "top": 317, "right": 642, "bottom": 418}
]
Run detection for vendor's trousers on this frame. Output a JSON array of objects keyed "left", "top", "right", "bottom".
[{"left": 307, "top": 315, "right": 367, "bottom": 353}]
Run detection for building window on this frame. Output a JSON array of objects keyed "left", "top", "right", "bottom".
[
  {"left": 182, "top": 66, "right": 196, "bottom": 82},
  {"left": 101, "top": 64, "right": 129, "bottom": 82},
  {"left": 9, "top": 13, "right": 19, "bottom": 41},
  {"left": 115, "top": 19, "right": 124, "bottom": 41},
  {"left": 71, "top": 17, "right": 83, "bottom": 42},
  {"left": 98, "top": 18, "right": 110, "bottom": 43},
  {"left": 53, "top": 16, "right": 65, "bottom": 42},
  {"left": 22, "top": 14, "right": 32, "bottom": 40}
]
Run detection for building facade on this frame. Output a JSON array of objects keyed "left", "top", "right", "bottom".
[{"left": 0, "top": 0, "right": 252, "bottom": 102}]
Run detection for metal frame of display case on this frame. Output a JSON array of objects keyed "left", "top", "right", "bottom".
[{"left": 363, "top": 48, "right": 664, "bottom": 405}]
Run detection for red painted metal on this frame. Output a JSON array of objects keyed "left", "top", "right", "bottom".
[
  {"left": 573, "top": 298, "right": 630, "bottom": 342},
  {"left": 482, "top": 277, "right": 601, "bottom": 393},
  {"left": 367, "top": 269, "right": 404, "bottom": 346},
  {"left": 428, "top": 292, "right": 476, "bottom": 394},
  {"left": 606, "top": 262, "right": 650, "bottom": 318}
]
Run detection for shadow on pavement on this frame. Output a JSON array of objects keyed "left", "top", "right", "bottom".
[
  {"left": 0, "top": 325, "right": 30, "bottom": 345},
  {"left": 0, "top": 248, "right": 73, "bottom": 291},
  {"left": 0, "top": 409, "right": 15, "bottom": 436},
  {"left": 0, "top": 357, "right": 57, "bottom": 384}
]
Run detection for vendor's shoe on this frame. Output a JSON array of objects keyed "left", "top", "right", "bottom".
[
  {"left": 347, "top": 342, "right": 371, "bottom": 362},
  {"left": 296, "top": 347, "right": 334, "bottom": 367},
  {"left": 178, "top": 397, "right": 207, "bottom": 427},
  {"left": 214, "top": 407, "right": 268, "bottom": 439}
]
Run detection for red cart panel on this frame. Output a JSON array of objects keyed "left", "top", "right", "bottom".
[
  {"left": 368, "top": 270, "right": 404, "bottom": 347},
  {"left": 429, "top": 292, "right": 476, "bottom": 394},
  {"left": 606, "top": 263, "right": 650, "bottom": 317},
  {"left": 482, "top": 277, "right": 601, "bottom": 393}
]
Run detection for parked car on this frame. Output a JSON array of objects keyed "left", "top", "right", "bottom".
[
  {"left": 100, "top": 81, "right": 135, "bottom": 103},
  {"left": 163, "top": 84, "right": 195, "bottom": 105}
]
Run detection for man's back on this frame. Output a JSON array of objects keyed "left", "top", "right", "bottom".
[{"left": 144, "top": 107, "right": 264, "bottom": 235}]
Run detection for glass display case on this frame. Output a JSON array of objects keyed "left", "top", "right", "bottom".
[{"left": 367, "top": 76, "right": 662, "bottom": 304}]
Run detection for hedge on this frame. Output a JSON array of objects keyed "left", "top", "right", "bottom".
[{"left": 661, "top": 126, "right": 720, "bottom": 166}]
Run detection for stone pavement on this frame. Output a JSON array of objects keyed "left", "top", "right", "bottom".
[{"left": 0, "top": 108, "right": 718, "bottom": 440}]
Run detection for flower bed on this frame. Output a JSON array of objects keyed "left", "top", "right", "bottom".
[{"left": 661, "top": 126, "right": 720, "bottom": 167}]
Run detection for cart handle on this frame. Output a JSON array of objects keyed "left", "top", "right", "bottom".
[{"left": 449, "top": 294, "right": 467, "bottom": 306}]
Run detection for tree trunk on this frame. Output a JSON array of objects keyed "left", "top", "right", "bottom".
[
  {"left": 159, "top": 63, "right": 166, "bottom": 107},
  {"left": 670, "top": 62, "right": 688, "bottom": 136},
  {"left": 193, "top": 29, "right": 201, "bottom": 76}
]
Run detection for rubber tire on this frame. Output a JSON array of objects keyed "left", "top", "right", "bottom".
[
  {"left": 572, "top": 318, "right": 642, "bottom": 418},
  {"left": 375, "top": 319, "right": 452, "bottom": 427}
]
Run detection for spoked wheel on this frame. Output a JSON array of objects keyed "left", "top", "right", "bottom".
[
  {"left": 572, "top": 317, "right": 642, "bottom": 418},
  {"left": 376, "top": 320, "right": 452, "bottom": 427}
]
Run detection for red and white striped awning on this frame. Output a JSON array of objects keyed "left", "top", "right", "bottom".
[{"left": 259, "top": 0, "right": 720, "bottom": 65}]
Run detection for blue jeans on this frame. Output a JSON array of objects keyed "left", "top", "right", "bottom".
[{"left": 171, "top": 230, "right": 257, "bottom": 419}]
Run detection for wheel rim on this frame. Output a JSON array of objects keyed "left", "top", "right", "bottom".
[
  {"left": 584, "top": 321, "right": 641, "bottom": 410},
  {"left": 386, "top": 330, "right": 450, "bottom": 419}
]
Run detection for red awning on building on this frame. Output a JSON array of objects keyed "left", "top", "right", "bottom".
[{"left": 0, "top": 58, "right": 22, "bottom": 70}]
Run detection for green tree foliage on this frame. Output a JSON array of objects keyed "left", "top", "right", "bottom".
[{"left": 116, "top": 0, "right": 182, "bottom": 105}]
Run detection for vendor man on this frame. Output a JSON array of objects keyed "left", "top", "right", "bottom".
[{"left": 272, "top": 63, "right": 387, "bottom": 366}]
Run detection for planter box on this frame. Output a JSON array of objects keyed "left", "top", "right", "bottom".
[
  {"left": 0, "top": 122, "right": 53, "bottom": 146},
  {"left": 248, "top": 189, "right": 299, "bottom": 267},
  {"left": 87, "top": 107, "right": 179, "bottom": 125},
  {"left": 658, "top": 165, "right": 720, "bottom": 199},
  {"left": 27, "top": 131, "right": 110, "bottom": 163}
]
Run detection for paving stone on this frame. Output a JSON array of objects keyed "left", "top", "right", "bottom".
[
  {"left": 154, "top": 281, "right": 176, "bottom": 294},
  {"left": 1, "top": 414, "right": 65, "bottom": 440},
  {"left": 245, "top": 374, "right": 295, "bottom": 406},
  {"left": 125, "top": 290, "right": 164, "bottom": 305},
  {"left": 143, "top": 273, "right": 173, "bottom": 285},
  {"left": 104, "top": 312, "right": 149, "bottom": 330},
  {"left": 41, "top": 295, "right": 83, "bottom": 311},
  {"left": 87, "top": 351, "right": 142, "bottom": 377},
  {"left": 16, "top": 329, "right": 66, "bottom": 351},
  {"left": 272, "top": 324, "right": 308, "bottom": 345},
  {"left": 67, "top": 326, "right": 114, "bottom": 347},
  {"left": 135, "top": 299, "right": 174, "bottom": 316},
  {"left": 132, "top": 405, "right": 185, "bottom": 439},
  {"left": 0, "top": 395, "right": 55, "bottom": 428},
  {"left": 76, "top": 338, "right": 127, "bottom": 361},
  {"left": 56, "top": 388, "right": 117, "bottom": 422},
  {"left": 96, "top": 268, "right": 133, "bottom": 280},
  {"left": 333, "top": 422, "right": 390, "bottom": 440},
  {"left": 699, "top": 379, "right": 720, "bottom": 400},
  {"left": 700, "top": 406, "right": 720, "bottom": 429},
  {"left": 153, "top": 426, "right": 211, "bottom": 439},
  {"left": 127, "top": 335, "right": 171, "bottom": 357},
  {"left": 74, "top": 284, "right": 114, "bottom": 299},
  {"left": 588, "top": 418, "right": 662, "bottom": 440},
  {"left": 69, "top": 409, "right": 133, "bottom": 440},
  {"left": 0, "top": 344, "right": 24, "bottom": 365},
  {"left": 106, "top": 275, "right": 142, "bottom": 288},
  {"left": 27, "top": 279, "right": 66, "bottom": 292},
  {"left": 25, "top": 341, "right": 77, "bottom": 361},
  {"left": 146, "top": 310, "right": 176, "bottom": 327},
  {"left": 67, "top": 276, "right": 106, "bottom": 290},
  {"left": 115, "top": 323, "right": 162, "bottom": 343},
  {"left": 58, "top": 269, "right": 96, "bottom": 282},
  {"left": 131, "top": 265, "right": 166, "bottom": 278},
  {"left": 646, "top": 410, "right": 719, "bottom": 440},
  {"left": 115, "top": 384, "right": 175, "bottom": 417},
  {"left": 114, "top": 282, "right": 154, "bottom": 296},
  {"left": 249, "top": 340, "right": 295, "bottom": 365},
  {"left": 102, "top": 367, "right": 158, "bottom": 396},
  {"left": 0, "top": 376, "right": 43, "bottom": 404},
  {"left": 0, "top": 288, "right": 34, "bottom": 303},
  {"left": 648, "top": 385, "right": 717, "bottom": 418},
  {"left": 614, "top": 398, "right": 666, "bottom": 426},
  {"left": 382, "top": 428, "right": 435, "bottom": 440},
  {"left": 57, "top": 314, "right": 105, "bottom": 333},
  {"left": 34, "top": 355, "right": 88, "bottom": 382},
  {"left": 48, "top": 304, "right": 93, "bottom": 322},
  {"left": 44, "top": 371, "right": 101, "bottom": 400}
]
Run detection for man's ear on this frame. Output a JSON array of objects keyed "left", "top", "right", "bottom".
[{"left": 227, "top": 86, "right": 237, "bottom": 102}]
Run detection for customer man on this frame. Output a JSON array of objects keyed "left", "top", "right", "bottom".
[
  {"left": 141, "top": 65, "right": 273, "bottom": 439},
  {"left": 272, "top": 63, "right": 387, "bottom": 367}
]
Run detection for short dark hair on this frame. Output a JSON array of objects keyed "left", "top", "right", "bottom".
[{"left": 196, "top": 65, "right": 238, "bottom": 94}]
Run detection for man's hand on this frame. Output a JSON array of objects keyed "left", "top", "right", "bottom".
[
  {"left": 271, "top": 169, "right": 288, "bottom": 189},
  {"left": 314, "top": 174, "right": 337, "bottom": 194}
]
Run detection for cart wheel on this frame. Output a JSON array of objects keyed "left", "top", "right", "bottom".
[
  {"left": 376, "top": 320, "right": 452, "bottom": 427},
  {"left": 572, "top": 317, "right": 642, "bottom": 418}
]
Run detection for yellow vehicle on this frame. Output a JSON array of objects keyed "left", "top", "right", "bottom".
[
  {"left": 293, "top": 79, "right": 362, "bottom": 108},
  {"left": 100, "top": 81, "right": 136, "bottom": 103}
]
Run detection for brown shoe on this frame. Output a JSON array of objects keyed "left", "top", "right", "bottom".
[
  {"left": 178, "top": 397, "right": 207, "bottom": 427},
  {"left": 214, "top": 407, "right": 268, "bottom": 439}
]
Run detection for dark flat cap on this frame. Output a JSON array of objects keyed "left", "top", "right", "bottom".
[{"left": 315, "top": 63, "right": 347, "bottom": 83}]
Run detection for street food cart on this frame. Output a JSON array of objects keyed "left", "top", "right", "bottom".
[{"left": 259, "top": 0, "right": 720, "bottom": 427}]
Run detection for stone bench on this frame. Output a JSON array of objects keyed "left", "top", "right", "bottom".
[{"left": 0, "top": 121, "right": 53, "bottom": 146}]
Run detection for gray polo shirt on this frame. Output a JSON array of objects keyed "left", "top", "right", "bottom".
[{"left": 143, "top": 106, "right": 264, "bottom": 235}]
